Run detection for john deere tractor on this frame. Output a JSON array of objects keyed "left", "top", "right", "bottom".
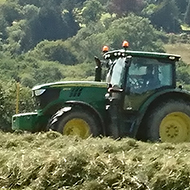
[{"left": 12, "top": 41, "right": 190, "bottom": 143}]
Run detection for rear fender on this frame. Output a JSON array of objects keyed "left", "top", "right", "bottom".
[{"left": 134, "top": 89, "right": 190, "bottom": 137}]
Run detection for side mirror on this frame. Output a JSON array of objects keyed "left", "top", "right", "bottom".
[{"left": 94, "top": 56, "right": 102, "bottom": 82}]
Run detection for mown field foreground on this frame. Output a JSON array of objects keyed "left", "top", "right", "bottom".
[{"left": 0, "top": 132, "right": 190, "bottom": 190}]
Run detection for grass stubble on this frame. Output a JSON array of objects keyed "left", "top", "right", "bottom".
[{"left": 0, "top": 131, "right": 190, "bottom": 189}]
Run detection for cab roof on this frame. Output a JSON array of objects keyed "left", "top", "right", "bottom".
[{"left": 104, "top": 49, "right": 181, "bottom": 62}]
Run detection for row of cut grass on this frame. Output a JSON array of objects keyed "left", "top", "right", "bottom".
[{"left": 0, "top": 131, "right": 190, "bottom": 189}]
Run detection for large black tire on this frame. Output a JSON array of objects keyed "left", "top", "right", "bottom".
[
  {"left": 145, "top": 100, "right": 190, "bottom": 143},
  {"left": 48, "top": 108, "right": 101, "bottom": 139}
]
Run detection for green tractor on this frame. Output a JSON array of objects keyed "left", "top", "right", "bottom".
[{"left": 12, "top": 41, "right": 190, "bottom": 143}]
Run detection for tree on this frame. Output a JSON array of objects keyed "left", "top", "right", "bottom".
[
  {"left": 4, "top": 20, "right": 27, "bottom": 54},
  {"left": 0, "top": 0, "right": 81, "bottom": 54},
  {"left": 184, "top": 0, "right": 190, "bottom": 25},
  {"left": 61, "top": 10, "right": 80, "bottom": 38},
  {"left": 175, "top": 0, "right": 188, "bottom": 15},
  {"left": 36, "top": 7, "right": 66, "bottom": 40},
  {"left": 31, "top": 40, "right": 77, "bottom": 65},
  {"left": 1, "top": 2, "right": 22, "bottom": 25},
  {"left": 22, "top": 4, "right": 39, "bottom": 20},
  {"left": 28, "top": 6, "right": 79, "bottom": 47},
  {"left": 69, "top": 21, "right": 108, "bottom": 62},
  {"left": 0, "top": 15, "right": 8, "bottom": 41},
  {"left": 33, "top": 62, "right": 64, "bottom": 85},
  {"left": 68, "top": 14, "right": 164, "bottom": 63},
  {"left": 145, "top": 0, "right": 181, "bottom": 33},
  {"left": 61, "top": 0, "right": 86, "bottom": 11},
  {"left": 17, "top": 0, "right": 41, "bottom": 6},
  {"left": 105, "top": 14, "right": 164, "bottom": 52},
  {"left": 81, "top": 0, "right": 104, "bottom": 24},
  {"left": 0, "top": 80, "right": 35, "bottom": 131},
  {"left": 107, "top": 0, "right": 144, "bottom": 16}
]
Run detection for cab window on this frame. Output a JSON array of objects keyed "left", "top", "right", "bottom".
[{"left": 128, "top": 57, "right": 173, "bottom": 93}]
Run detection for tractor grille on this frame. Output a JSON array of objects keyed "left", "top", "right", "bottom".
[
  {"left": 69, "top": 87, "right": 83, "bottom": 97},
  {"left": 35, "top": 88, "right": 61, "bottom": 109}
]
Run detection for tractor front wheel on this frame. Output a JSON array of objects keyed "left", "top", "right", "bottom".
[
  {"left": 48, "top": 108, "right": 101, "bottom": 139},
  {"left": 146, "top": 100, "right": 190, "bottom": 143}
]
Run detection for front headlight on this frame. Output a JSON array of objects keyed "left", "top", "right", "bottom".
[{"left": 34, "top": 89, "right": 46, "bottom": 96}]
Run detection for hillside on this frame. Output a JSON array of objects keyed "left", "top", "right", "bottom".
[
  {"left": 164, "top": 43, "right": 190, "bottom": 64},
  {"left": 0, "top": 131, "right": 190, "bottom": 190}
]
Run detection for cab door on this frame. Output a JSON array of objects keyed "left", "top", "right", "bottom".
[{"left": 123, "top": 57, "right": 174, "bottom": 111}]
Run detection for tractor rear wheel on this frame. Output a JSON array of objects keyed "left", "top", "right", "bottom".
[
  {"left": 49, "top": 109, "right": 101, "bottom": 139},
  {"left": 146, "top": 100, "right": 190, "bottom": 143}
]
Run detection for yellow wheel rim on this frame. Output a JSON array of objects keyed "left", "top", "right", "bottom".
[
  {"left": 63, "top": 118, "right": 90, "bottom": 139},
  {"left": 160, "top": 112, "right": 190, "bottom": 143}
]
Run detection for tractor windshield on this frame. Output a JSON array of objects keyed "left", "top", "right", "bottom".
[
  {"left": 106, "top": 57, "right": 126, "bottom": 88},
  {"left": 127, "top": 57, "right": 174, "bottom": 93},
  {"left": 106, "top": 56, "right": 174, "bottom": 93}
]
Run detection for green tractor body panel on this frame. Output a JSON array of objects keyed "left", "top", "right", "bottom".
[
  {"left": 12, "top": 112, "right": 49, "bottom": 132},
  {"left": 12, "top": 81, "right": 108, "bottom": 132},
  {"left": 12, "top": 112, "right": 38, "bottom": 131}
]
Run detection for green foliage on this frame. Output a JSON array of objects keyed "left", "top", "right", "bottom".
[
  {"left": 107, "top": 0, "right": 144, "bottom": 16},
  {"left": 175, "top": 0, "right": 188, "bottom": 19},
  {"left": 0, "top": 80, "right": 35, "bottom": 131},
  {"left": 0, "top": 0, "right": 189, "bottom": 58},
  {"left": 3, "top": 19, "right": 27, "bottom": 54},
  {"left": 62, "top": 63, "right": 96, "bottom": 81},
  {"left": 69, "top": 14, "right": 165, "bottom": 63},
  {"left": 1, "top": 1, "right": 22, "bottom": 25},
  {"left": 0, "top": 0, "right": 189, "bottom": 62},
  {"left": 30, "top": 40, "right": 77, "bottom": 65},
  {"left": 143, "top": 0, "right": 181, "bottom": 33},
  {"left": 184, "top": 0, "right": 190, "bottom": 25},
  {"left": 0, "top": 55, "right": 65, "bottom": 87},
  {"left": 32, "top": 62, "right": 64, "bottom": 85},
  {"left": 176, "top": 61, "right": 190, "bottom": 89},
  {"left": 0, "top": 14, "right": 8, "bottom": 40},
  {"left": 105, "top": 14, "right": 164, "bottom": 51},
  {"left": 81, "top": 0, "right": 104, "bottom": 24},
  {"left": 0, "top": 0, "right": 80, "bottom": 53},
  {"left": 67, "top": 21, "right": 107, "bottom": 62}
]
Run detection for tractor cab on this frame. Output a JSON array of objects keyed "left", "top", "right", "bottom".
[
  {"left": 103, "top": 41, "right": 180, "bottom": 111},
  {"left": 99, "top": 41, "right": 185, "bottom": 140}
]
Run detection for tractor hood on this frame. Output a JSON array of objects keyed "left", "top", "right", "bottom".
[
  {"left": 13, "top": 81, "right": 108, "bottom": 132},
  {"left": 32, "top": 81, "right": 108, "bottom": 113},
  {"left": 32, "top": 81, "right": 108, "bottom": 91}
]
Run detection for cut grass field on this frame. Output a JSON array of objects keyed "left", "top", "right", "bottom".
[
  {"left": 164, "top": 43, "right": 190, "bottom": 64},
  {"left": 0, "top": 131, "right": 190, "bottom": 190}
]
